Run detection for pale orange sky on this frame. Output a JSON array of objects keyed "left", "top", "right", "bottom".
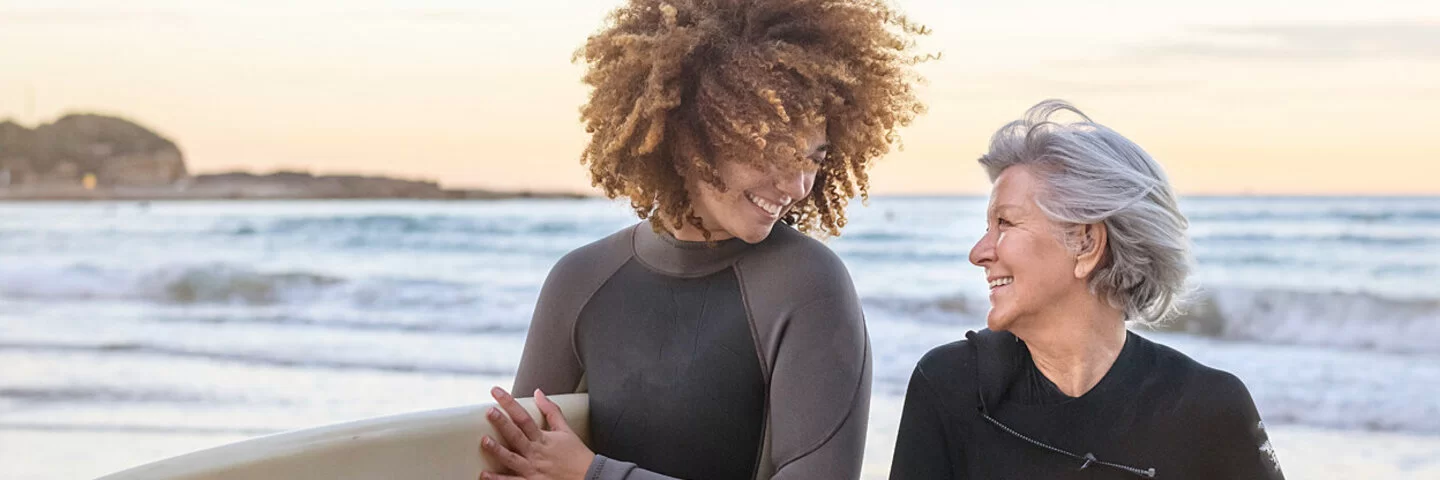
[{"left": 2, "top": 0, "right": 1438, "bottom": 195}]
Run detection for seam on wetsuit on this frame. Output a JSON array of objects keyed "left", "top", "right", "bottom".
[
  {"left": 735, "top": 262, "right": 775, "bottom": 478},
  {"left": 569, "top": 228, "right": 642, "bottom": 373},
  {"left": 732, "top": 263, "right": 771, "bottom": 379},
  {"left": 687, "top": 277, "right": 714, "bottom": 369},
  {"left": 772, "top": 295, "right": 867, "bottom": 472},
  {"left": 587, "top": 455, "right": 606, "bottom": 480}
]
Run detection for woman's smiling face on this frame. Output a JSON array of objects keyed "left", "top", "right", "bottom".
[
  {"left": 968, "top": 165, "right": 1085, "bottom": 332},
  {"left": 682, "top": 123, "right": 828, "bottom": 243}
]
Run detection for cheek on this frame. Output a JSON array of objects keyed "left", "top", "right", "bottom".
[
  {"left": 705, "top": 183, "right": 750, "bottom": 220},
  {"left": 996, "top": 231, "right": 1024, "bottom": 263},
  {"left": 996, "top": 231, "right": 1045, "bottom": 275},
  {"left": 700, "top": 178, "right": 739, "bottom": 201},
  {"left": 1008, "top": 232, "right": 1075, "bottom": 285}
]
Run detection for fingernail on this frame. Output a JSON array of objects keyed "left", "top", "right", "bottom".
[
  {"left": 482, "top": 436, "right": 492, "bottom": 447},
  {"left": 535, "top": 389, "right": 545, "bottom": 398},
  {"left": 490, "top": 386, "right": 504, "bottom": 397},
  {"left": 487, "top": 408, "right": 500, "bottom": 419}
]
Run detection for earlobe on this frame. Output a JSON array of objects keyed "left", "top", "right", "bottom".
[{"left": 1074, "top": 251, "right": 1091, "bottom": 278}]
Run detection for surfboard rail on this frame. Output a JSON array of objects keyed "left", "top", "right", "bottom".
[{"left": 97, "top": 393, "right": 590, "bottom": 480}]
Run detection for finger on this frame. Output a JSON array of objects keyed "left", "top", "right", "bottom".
[
  {"left": 480, "top": 435, "right": 530, "bottom": 473},
  {"left": 485, "top": 407, "right": 532, "bottom": 455},
  {"left": 491, "top": 387, "right": 543, "bottom": 441},
  {"left": 534, "top": 389, "right": 573, "bottom": 434},
  {"left": 479, "top": 471, "right": 525, "bottom": 480}
]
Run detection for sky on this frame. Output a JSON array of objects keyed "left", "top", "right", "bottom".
[{"left": 2, "top": 0, "right": 1438, "bottom": 195}]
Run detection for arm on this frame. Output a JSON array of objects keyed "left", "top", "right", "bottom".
[
  {"left": 889, "top": 365, "right": 957, "bottom": 480},
  {"left": 512, "top": 258, "right": 587, "bottom": 397},
  {"left": 765, "top": 293, "right": 871, "bottom": 479},
  {"left": 1200, "top": 373, "right": 1285, "bottom": 480}
]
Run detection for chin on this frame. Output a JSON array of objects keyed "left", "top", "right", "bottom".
[
  {"left": 732, "top": 222, "right": 778, "bottom": 244},
  {"left": 985, "top": 309, "right": 1016, "bottom": 332}
]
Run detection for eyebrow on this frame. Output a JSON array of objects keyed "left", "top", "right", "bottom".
[{"left": 989, "top": 204, "right": 1021, "bottom": 218}]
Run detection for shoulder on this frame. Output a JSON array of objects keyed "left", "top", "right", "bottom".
[
  {"left": 535, "top": 224, "right": 637, "bottom": 303},
  {"left": 1139, "top": 335, "right": 1259, "bottom": 418},
  {"left": 1189, "top": 364, "right": 1258, "bottom": 417},
  {"left": 545, "top": 223, "right": 636, "bottom": 279},
  {"left": 910, "top": 330, "right": 1017, "bottom": 411},
  {"left": 912, "top": 340, "right": 975, "bottom": 401},
  {"left": 1144, "top": 335, "right": 1248, "bottom": 394},
  {"left": 752, "top": 224, "right": 848, "bottom": 272},
  {"left": 1137, "top": 336, "right": 1279, "bottom": 473},
  {"left": 737, "top": 224, "right": 855, "bottom": 301},
  {"left": 916, "top": 338, "right": 975, "bottom": 377}
]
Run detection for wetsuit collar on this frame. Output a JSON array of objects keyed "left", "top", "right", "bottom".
[{"left": 632, "top": 223, "right": 756, "bottom": 277}]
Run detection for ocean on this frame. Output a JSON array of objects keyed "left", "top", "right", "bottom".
[{"left": 2, "top": 197, "right": 1438, "bottom": 478}]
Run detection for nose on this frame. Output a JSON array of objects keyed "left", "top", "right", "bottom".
[
  {"left": 969, "top": 229, "right": 995, "bottom": 268},
  {"left": 773, "top": 164, "right": 816, "bottom": 202}
]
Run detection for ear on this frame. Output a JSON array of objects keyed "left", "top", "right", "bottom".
[{"left": 1074, "top": 222, "right": 1108, "bottom": 279}]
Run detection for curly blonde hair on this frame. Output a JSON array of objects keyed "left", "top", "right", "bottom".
[{"left": 576, "top": 0, "right": 929, "bottom": 237}]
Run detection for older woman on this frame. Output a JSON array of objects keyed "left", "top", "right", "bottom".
[{"left": 889, "top": 101, "right": 1284, "bottom": 479}]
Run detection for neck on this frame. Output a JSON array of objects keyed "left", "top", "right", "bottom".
[
  {"left": 667, "top": 222, "right": 734, "bottom": 242},
  {"left": 1013, "top": 293, "right": 1128, "bottom": 398},
  {"left": 666, "top": 205, "right": 734, "bottom": 242}
]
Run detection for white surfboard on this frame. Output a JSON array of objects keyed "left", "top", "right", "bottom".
[{"left": 97, "top": 394, "right": 590, "bottom": 480}]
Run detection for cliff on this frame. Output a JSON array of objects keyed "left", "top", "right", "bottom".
[{"left": 0, "top": 114, "right": 186, "bottom": 187}]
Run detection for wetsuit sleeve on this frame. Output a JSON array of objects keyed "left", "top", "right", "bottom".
[
  {"left": 766, "top": 293, "right": 871, "bottom": 479},
  {"left": 512, "top": 256, "right": 588, "bottom": 397},
  {"left": 1199, "top": 373, "right": 1286, "bottom": 479},
  {"left": 584, "top": 455, "right": 677, "bottom": 480},
  {"left": 890, "top": 364, "right": 957, "bottom": 480}
]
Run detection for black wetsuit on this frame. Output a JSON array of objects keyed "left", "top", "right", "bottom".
[
  {"left": 513, "top": 223, "right": 870, "bottom": 480},
  {"left": 890, "top": 329, "right": 1284, "bottom": 480}
]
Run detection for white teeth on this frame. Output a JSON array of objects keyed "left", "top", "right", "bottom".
[
  {"left": 747, "top": 193, "right": 782, "bottom": 216},
  {"left": 988, "top": 277, "right": 1013, "bottom": 288}
]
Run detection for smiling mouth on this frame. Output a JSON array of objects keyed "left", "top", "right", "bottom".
[
  {"left": 988, "top": 277, "right": 1013, "bottom": 289},
  {"left": 746, "top": 192, "right": 786, "bottom": 217}
]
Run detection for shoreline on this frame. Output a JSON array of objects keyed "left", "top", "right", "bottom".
[{"left": 0, "top": 185, "right": 590, "bottom": 202}]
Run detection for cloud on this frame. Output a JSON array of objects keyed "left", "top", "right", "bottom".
[{"left": 1137, "top": 21, "right": 1440, "bottom": 61}]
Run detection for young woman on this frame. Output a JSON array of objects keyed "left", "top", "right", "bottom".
[{"left": 479, "top": 1, "right": 928, "bottom": 479}]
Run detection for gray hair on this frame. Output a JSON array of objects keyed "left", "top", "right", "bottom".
[{"left": 978, "top": 99, "right": 1191, "bottom": 325}]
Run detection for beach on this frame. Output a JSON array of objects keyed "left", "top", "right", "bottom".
[{"left": 5, "top": 392, "right": 1439, "bottom": 479}]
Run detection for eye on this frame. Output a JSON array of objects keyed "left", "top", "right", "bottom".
[
  {"left": 997, "top": 217, "right": 1014, "bottom": 227},
  {"left": 808, "top": 146, "right": 832, "bottom": 165}
]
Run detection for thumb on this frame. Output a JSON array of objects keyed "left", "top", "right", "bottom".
[{"left": 534, "top": 389, "right": 572, "bottom": 433}]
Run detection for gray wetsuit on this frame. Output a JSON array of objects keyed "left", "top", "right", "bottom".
[{"left": 513, "top": 222, "right": 871, "bottom": 480}]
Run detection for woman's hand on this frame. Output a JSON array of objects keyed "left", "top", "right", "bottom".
[{"left": 479, "top": 387, "right": 594, "bottom": 480}]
